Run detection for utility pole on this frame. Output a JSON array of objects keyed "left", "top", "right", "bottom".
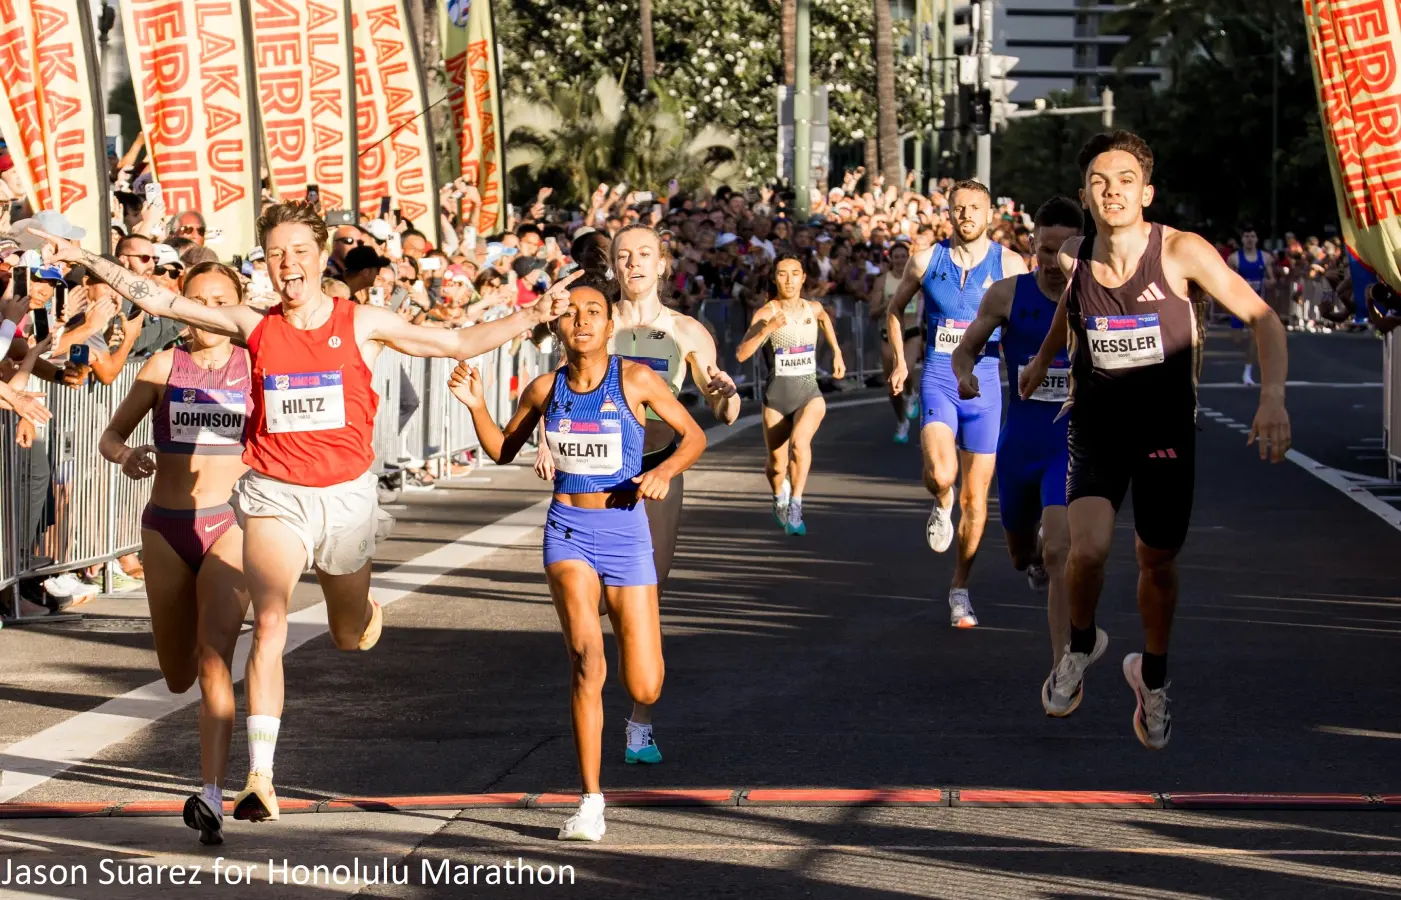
[
  {"left": 913, "top": 10, "right": 924, "bottom": 188},
  {"left": 795, "top": 0, "right": 812, "bottom": 218},
  {"left": 941, "top": 0, "right": 954, "bottom": 182},
  {"left": 975, "top": 0, "right": 994, "bottom": 189},
  {"left": 1270, "top": 11, "right": 1279, "bottom": 247},
  {"left": 1102, "top": 87, "right": 1114, "bottom": 127}
]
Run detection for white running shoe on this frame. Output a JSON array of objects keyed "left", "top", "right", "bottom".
[
  {"left": 1042, "top": 627, "right": 1109, "bottom": 717},
  {"left": 786, "top": 498, "right": 806, "bottom": 536},
  {"left": 558, "top": 794, "right": 606, "bottom": 841},
  {"left": 1026, "top": 563, "right": 1049, "bottom": 591},
  {"left": 948, "top": 588, "right": 978, "bottom": 628},
  {"left": 43, "top": 573, "right": 96, "bottom": 600},
  {"left": 772, "top": 480, "right": 791, "bottom": 527},
  {"left": 1123, "top": 653, "right": 1173, "bottom": 750},
  {"left": 926, "top": 501, "right": 954, "bottom": 552}
]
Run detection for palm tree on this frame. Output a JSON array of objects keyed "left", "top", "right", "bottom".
[
  {"left": 505, "top": 75, "right": 740, "bottom": 205},
  {"left": 640, "top": 0, "right": 657, "bottom": 86},
  {"left": 782, "top": 0, "right": 797, "bottom": 86},
  {"left": 874, "top": 0, "right": 901, "bottom": 185}
]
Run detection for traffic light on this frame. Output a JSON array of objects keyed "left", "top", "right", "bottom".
[{"left": 972, "top": 88, "right": 992, "bottom": 135}]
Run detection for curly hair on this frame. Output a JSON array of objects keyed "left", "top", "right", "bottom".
[{"left": 255, "top": 200, "right": 329, "bottom": 248}]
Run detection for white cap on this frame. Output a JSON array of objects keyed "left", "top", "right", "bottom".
[
  {"left": 153, "top": 243, "right": 182, "bottom": 268},
  {"left": 364, "top": 218, "right": 394, "bottom": 242},
  {"left": 715, "top": 232, "right": 739, "bottom": 248}
]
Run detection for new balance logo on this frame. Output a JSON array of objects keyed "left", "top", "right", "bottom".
[
  {"left": 1148, "top": 448, "right": 1178, "bottom": 459},
  {"left": 1136, "top": 282, "right": 1167, "bottom": 303}
]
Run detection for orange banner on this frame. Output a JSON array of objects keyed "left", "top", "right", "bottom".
[
  {"left": 250, "top": 0, "right": 357, "bottom": 210},
  {"left": 121, "top": 0, "right": 260, "bottom": 254},
  {"left": 0, "top": 0, "right": 109, "bottom": 251},
  {"left": 441, "top": 0, "right": 504, "bottom": 233},
  {"left": 352, "top": 0, "right": 438, "bottom": 243},
  {"left": 1304, "top": 0, "right": 1401, "bottom": 288}
]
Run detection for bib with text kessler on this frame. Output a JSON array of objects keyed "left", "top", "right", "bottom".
[
  {"left": 774, "top": 343, "right": 817, "bottom": 377},
  {"left": 933, "top": 318, "right": 970, "bottom": 355},
  {"left": 547, "top": 418, "right": 623, "bottom": 476},
  {"left": 1026, "top": 366, "right": 1071, "bottom": 403},
  {"left": 169, "top": 389, "right": 246, "bottom": 445},
  {"left": 1086, "top": 314, "right": 1166, "bottom": 371},
  {"left": 262, "top": 371, "right": 347, "bottom": 434}
]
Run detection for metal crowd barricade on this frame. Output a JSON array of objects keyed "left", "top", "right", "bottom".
[{"left": 1386, "top": 333, "right": 1399, "bottom": 482}]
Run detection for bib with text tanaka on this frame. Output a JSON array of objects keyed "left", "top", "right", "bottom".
[
  {"left": 263, "top": 371, "right": 347, "bottom": 434},
  {"left": 169, "top": 389, "right": 246, "bottom": 444},
  {"left": 1086, "top": 314, "right": 1166, "bottom": 371},
  {"left": 774, "top": 343, "right": 816, "bottom": 377},
  {"left": 547, "top": 418, "right": 623, "bottom": 476}
]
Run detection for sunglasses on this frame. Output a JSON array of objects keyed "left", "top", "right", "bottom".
[
  {"left": 335, "top": 237, "right": 364, "bottom": 246},
  {"left": 120, "top": 253, "right": 154, "bottom": 264},
  {"left": 177, "top": 225, "right": 206, "bottom": 236},
  {"left": 154, "top": 265, "right": 181, "bottom": 277}
]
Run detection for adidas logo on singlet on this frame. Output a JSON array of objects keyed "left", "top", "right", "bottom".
[{"left": 1137, "top": 282, "right": 1167, "bottom": 303}]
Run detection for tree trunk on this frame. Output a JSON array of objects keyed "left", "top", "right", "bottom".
[
  {"left": 640, "top": 0, "right": 657, "bottom": 86},
  {"left": 782, "top": 0, "right": 797, "bottom": 87},
  {"left": 863, "top": 136, "right": 878, "bottom": 190},
  {"left": 874, "top": 0, "right": 902, "bottom": 186}
]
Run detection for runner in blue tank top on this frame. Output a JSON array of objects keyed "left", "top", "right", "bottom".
[
  {"left": 449, "top": 275, "right": 706, "bottom": 843},
  {"left": 1227, "top": 225, "right": 1274, "bottom": 385},
  {"left": 953, "top": 198, "right": 1083, "bottom": 693},
  {"left": 887, "top": 180, "right": 1028, "bottom": 628}
]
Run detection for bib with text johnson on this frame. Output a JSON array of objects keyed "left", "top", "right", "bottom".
[
  {"left": 547, "top": 419, "right": 623, "bottom": 476},
  {"left": 774, "top": 344, "right": 816, "bottom": 377},
  {"left": 169, "top": 389, "right": 247, "bottom": 444},
  {"left": 262, "top": 372, "right": 347, "bottom": 434},
  {"left": 1086, "top": 314, "right": 1166, "bottom": 371}
]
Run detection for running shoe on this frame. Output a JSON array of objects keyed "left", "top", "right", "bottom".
[
  {"left": 905, "top": 396, "right": 920, "bottom": 421},
  {"left": 108, "top": 570, "right": 144, "bottom": 593},
  {"left": 948, "top": 588, "right": 978, "bottom": 628},
  {"left": 232, "top": 770, "right": 279, "bottom": 822},
  {"left": 926, "top": 501, "right": 954, "bottom": 552},
  {"left": 559, "top": 794, "right": 606, "bottom": 841},
  {"left": 1026, "top": 563, "right": 1049, "bottom": 591},
  {"left": 785, "top": 499, "right": 806, "bottom": 536},
  {"left": 624, "top": 721, "right": 662, "bottom": 764},
  {"left": 772, "top": 481, "right": 791, "bottom": 527},
  {"left": 1123, "top": 653, "right": 1173, "bottom": 750},
  {"left": 893, "top": 420, "right": 910, "bottom": 444},
  {"left": 183, "top": 793, "right": 223, "bottom": 845},
  {"left": 1042, "top": 627, "right": 1109, "bottom": 717},
  {"left": 1241, "top": 366, "right": 1257, "bottom": 386},
  {"left": 358, "top": 596, "right": 384, "bottom": 651}
]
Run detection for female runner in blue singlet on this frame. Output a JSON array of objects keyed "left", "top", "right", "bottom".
[{"left": 449, "top": 275, "right": 706, "bottom": 843}]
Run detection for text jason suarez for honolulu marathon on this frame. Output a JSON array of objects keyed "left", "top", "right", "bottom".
[{"left": 0, "top": 855, "right": 577, "bottom": 888}]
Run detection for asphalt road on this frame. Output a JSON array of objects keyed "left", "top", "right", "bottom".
[{"left": 0, "top": 329, "right": 1397, "bottom": 899}]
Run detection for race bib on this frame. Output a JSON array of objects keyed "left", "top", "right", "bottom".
[
  {"left": 168, "top": 389, "right": 246, "bottom": 444},
  {"left": 774, "top": 344, "right": 816, "bottom": 377},
  {"left": 621, "top": 355, "right": 670, "bottom": 373},
  {"left": 933, "top": 319, "right": 969, "bottom": 355},
  {"left": 1086, "top": 314, "right": 1165, "bottom": 371},
  {"left": 262, "top": 371, "right": 347, "bottom": 434},
  {"left": 1028, "top": 366, "right": 1071, "bottom": 403},
  {"left": 547, "top": 419, "right": 623, "bottom": 476}
]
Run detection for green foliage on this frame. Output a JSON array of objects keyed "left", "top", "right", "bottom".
[
  {"left": 992, "top": 0, "right": 1334, "bottom": 238},
  {"left": 496, "top": 0, "right": 930, "bottom": 189}
]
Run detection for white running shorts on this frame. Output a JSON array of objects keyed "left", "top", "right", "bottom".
[{"left": 232, "top": 470, "right": 392, "bottom": 575}]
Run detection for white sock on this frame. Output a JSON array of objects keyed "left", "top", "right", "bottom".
[
  {"left": 625, "top": 719, "right": 652, "bottom": 751},
  {"left": 776, "top": 480, "right": 791, "bottom": 501},
  {"left": 791, "top": 493, "right": 803, "bottom": 503},
  {"left": 580, "top": 792, "right": 605, "bottom": 812},
  {"left": 202, "top": 783, "right": 223, "bottom": 818},
  {"left": 247, "top": 715, "right": 280, "bottom": 775}
]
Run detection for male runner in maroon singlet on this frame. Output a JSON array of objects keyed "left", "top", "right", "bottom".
[{"left": 1020, "top": 131, "right": 1291, "bottom": 749}]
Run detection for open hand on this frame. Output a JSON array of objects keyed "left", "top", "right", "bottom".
[
  {"left": 448, "top": 362, "right": 486, "bottom": 410},
  {"left": 528, "top": 270, "right": 583, "bottom": 323}
]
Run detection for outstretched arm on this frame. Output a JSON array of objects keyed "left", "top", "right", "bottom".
[{"left": 31, "top": 228, "right": 261, "bottom": 339}]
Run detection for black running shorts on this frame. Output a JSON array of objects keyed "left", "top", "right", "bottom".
[{"left": 1066, "top": 410, "right": 1196, "bottom": 550}]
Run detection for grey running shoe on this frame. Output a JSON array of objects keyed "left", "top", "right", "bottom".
[
  {"left": 1042, "top": 627, "right": 1109, "bottom": 717},
  {"left": 1123, "top": 653, "right": 1173, "bottom": 750}
]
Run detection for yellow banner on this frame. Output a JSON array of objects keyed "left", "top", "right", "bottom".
[
  {"left": 352, "top": 0, "right": 438, "bottom": 243},
  {"left": 249, "top": 0, "right": 357, "bottom": 211},
  {"left": 0, "top": 0, "right": 108, "bottom": 251},
  {"left": 120, "top": 0, "right": 260, "bottom": 255},
  {"left": 1304, "top": 0, "right": 1401, "bottom": 289},
  {"left": 441, "top": 0, "right": 505, "bottom": 234}
]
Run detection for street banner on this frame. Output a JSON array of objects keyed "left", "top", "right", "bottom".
[
  {"left": 0, "top": 0, "right": 109, "bottom": 251},
  {"left": 121, "top": 0, "right": 260, "bottom": 253},
  {"left": 352, "top": 0, "right": 438, "bottom": 243},
  {"left": 1304, "top": 0, "right": 1401, "bottom": 289},
  {"left": 441, "top": 0, "right": 505, "bottom": 233},
  {"left": 249, "top": 0, "right": 357, "bottom": 210}
]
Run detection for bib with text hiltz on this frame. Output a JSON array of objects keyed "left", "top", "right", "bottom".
[
  {"left": 933, "top": 319, "right": 969, "bottom": 355},
  {"left": 1086, "top": 314, "right": 1166, "bottom": 371},
  {"left": 262, "top": 371, "right": 347, "bottom": 434},
  {"left": 547, "top": 419, "right": 623, "bottom": 476},
  {"left": 1026, "top": 366, "right": 1071, "bottom": 403},
  {"left": 775, "top": 344, "right": 816, "bottom": 377},
  {"left": 169, "top": 389, "right": 246, "bottom": 444}
]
